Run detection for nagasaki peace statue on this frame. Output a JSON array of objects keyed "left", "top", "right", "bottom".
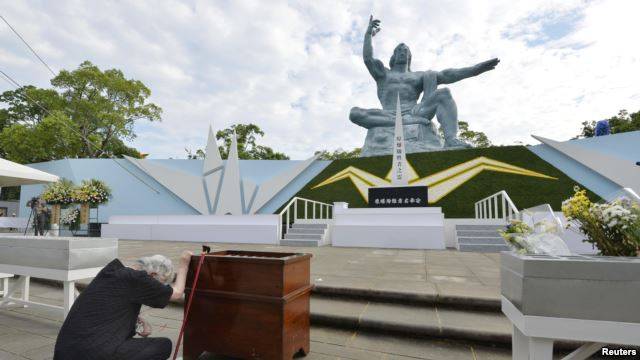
[{"left": 351, "top": 16, "right": 500, "bottom": 157}]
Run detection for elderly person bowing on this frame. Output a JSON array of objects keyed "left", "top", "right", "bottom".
[{"left": 54, "top": 251, "right": 193, "bottom": 360}]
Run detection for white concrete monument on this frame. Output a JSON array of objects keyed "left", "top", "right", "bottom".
[
  {"left": 390, "top": 94, "right": 409, "bottom": 186},
  {"left": 123, "top": 124, "right": 319, "bottom": 215}
]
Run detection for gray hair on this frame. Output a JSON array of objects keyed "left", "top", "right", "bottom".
[{"left": 135, "top": 255, "right": 175, "bottom": 285}]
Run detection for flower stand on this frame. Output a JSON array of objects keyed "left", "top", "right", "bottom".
[
  {"left": 79, "top": 203, "right": 90, "bottom": 234},
  {"left": 50, "top": 204, "right": 61, "bottom": 236},
  {"left": 0, "top": 235, "right": 117, "bottom": 319},
  {"left": 501, "top": 252, "right": 640, "bottom": 359}
]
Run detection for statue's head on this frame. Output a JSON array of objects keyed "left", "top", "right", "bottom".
[{"left": 389, "top": 43, "right": 412, "bottom": 70}]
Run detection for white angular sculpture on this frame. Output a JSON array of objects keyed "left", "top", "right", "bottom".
[
  {"left": 215, "top": 132, "right": 243, "bottom": 215},
  {"left": 124, "top": 124, "right": 320, "bottom": 215}
]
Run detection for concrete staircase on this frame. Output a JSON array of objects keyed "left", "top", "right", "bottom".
[
  {"left": 310, "top": 284, "right": 584, "bottom": 354},
  {"left": 456, "top": 224, "right": 510, "bottom": 252},
  {"left": 280, "top": 223, "right": 328, "bottom": 247}
]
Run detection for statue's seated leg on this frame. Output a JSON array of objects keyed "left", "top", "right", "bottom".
[
  {"left": 402, "top": 114, "right": 442, "bottom": 152},
  {"left": 349, "top": 107, "right": 395, "bottom": 129},
  {"left": 416, "top": 88, "right": 471, "bottom": 148}
]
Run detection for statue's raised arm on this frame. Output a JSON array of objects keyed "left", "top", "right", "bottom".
[
  {"left": 436, "top": 58, "right": 500, "bottom": 84},
  {"left": 363, "top": 16, "right": 386, "bottom": 80}
]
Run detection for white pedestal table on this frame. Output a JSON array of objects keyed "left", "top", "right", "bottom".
[{"left": 0, "top": 264, "right": 102, "bottom": 319}]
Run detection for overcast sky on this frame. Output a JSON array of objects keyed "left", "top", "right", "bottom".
[{"left": 1, "top": 0, "right": 639, "bottom": 159}]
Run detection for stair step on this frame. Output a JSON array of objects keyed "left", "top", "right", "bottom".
[
  {"left": 284, "top": 233, "right": 323, "bottom": 240},
  {"left": 456, "top": 230, "right": 501, "bottom": 237},
  {"left": 459, "top": 244, "right": 511, "bottom": 252},
  {"left": 291, "top": 223, "right": 328, "bottom": 229},
  {"left": 310, "top": 296, "right": 511, "bottom": 344},
  {"left": 455, "top": 224, "right": 505, "bottom": 231},
  {"left": 280, "top": 239, "right": 321, "bottom": 247},
  {"left": 287, "top": 228, "right": 325, "bottom": 235},
  {"left": 457, "top": 237, "right": 506, "bottom": 245}
]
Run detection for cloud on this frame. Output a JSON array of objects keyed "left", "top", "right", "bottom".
[{"left": 1, "top": 0, "right": 638, "bottom": 159}]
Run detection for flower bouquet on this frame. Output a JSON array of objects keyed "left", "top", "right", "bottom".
[
  {"left": 499, "top": 217, "right": 571, "bottom": 255},
  {"left": 499, "top": 220, "right": 532, "bottom": 254},
  {"left": 41, "top": 179, "right": 77, "bottom": 205},
  {"left": 562, "top": 186, "right": 640, "bottom": 256},
  {"left": 76, "top": 179, "right": 112, "bottom": 206},
  {"left": 60, "top": 207, "right": 80, "bottom": 231}
]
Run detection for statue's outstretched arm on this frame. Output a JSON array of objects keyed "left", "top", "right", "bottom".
[
  {"left": 437, "top": 58, "right": 500, "bottom": 84},
  {"left": 363, "top": 16, "right": 386, "bottom": 80}
]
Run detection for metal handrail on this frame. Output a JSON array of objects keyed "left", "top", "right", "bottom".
[
  {"left": 277, "top": 197, "right": 333, "bottom": 239},
  {"left": 474, "top": 190, "right": 519, "bottom": 222}
]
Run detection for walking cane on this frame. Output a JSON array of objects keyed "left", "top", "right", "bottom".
[{"left": 172, "top": 245, "right": 210, "bottom": 360}]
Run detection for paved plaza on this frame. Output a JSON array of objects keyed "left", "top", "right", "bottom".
[
  {"left": 0, "top": 240, "right": 514, "bottom": 359},
  {"left": 117, "top": 240, "right": 503, "bottom": 301}
]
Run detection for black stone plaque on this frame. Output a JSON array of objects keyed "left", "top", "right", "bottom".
[{"left": 368, "top": 186, "right": 428, "bottom": 208}]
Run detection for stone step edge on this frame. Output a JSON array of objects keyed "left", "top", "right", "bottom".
[
  {"left": 28, "top": 278, "right": 582, "bottom": 351},
  {"left": 312, "top": 284, "right": 501, "bottom": 311},
  {"left": 310, "top": 312, "right": 582, "bottom": 350},
  {"left": 311, "top": 312, "right": 511, "bottom": 345},
  {"left": 30, "top": 277, "right": 500, "bottom": 311}
]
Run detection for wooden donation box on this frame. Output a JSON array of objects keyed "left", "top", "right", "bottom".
[{"left": 184, "top": 250, "right": 312, "bottom": 360}]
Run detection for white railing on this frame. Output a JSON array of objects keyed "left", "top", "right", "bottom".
[
  {"left": 277, "top": 197, "right": 333, "bottom": 239},
  {"left": 475, "top": 190, "right": 519, "bottom": 222}
]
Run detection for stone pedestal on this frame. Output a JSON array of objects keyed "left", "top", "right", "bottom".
[
  {"left": 0, "top": 235, "right": 118, "bottom": 270},
  {"left": 331, "top": 202, "right": 445, "bottom": 249},
  {"left": 501, "top": 252, "right": 640, "bottom": 322},
  {"left": 361, "top": 123, "right": 443, "bottom": 157}
]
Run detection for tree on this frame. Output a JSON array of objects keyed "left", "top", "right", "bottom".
[
  {"left": 185, "top": 148, "right": 206, "bottom": 160},
  {"left": 458, "top": 121, "right": 491, "bottom": 147},
  {"left": 216, "top": 123, "right": 289, "bottom": 160},
  {"left": 0, "top": 61, "right": 161, "bottom": 163},
  {"left": 578, "top": 109, "right": 640, "bottom": 138},
  {"left": 0, "top": 111, "right": 82, "bottom": 163},
  {"left": 314, "top": 148, "right": 361, "bottom": 160}
]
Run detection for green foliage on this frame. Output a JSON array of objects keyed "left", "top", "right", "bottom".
[
  {"left": 291, "top": 146, "right": 600, "bottom": 218},
  {"left": 215, "top": 123, "right": 289, "bottom": 160},
  {"left": 185, "top": 123, "right": 289, "bottom": 160},
  {"left": 0, "top": 111, "right": 82, "bottom": 163},
  {"left": 185, "top": 148, "right": 206, "bottom": 159},
  {"left": 315, "top": 148, "right": 362, "bottom": 160},
  {"left": 437, "top": 121, "right": 491, "bottom": 147},
  {"left": 0, "top": 86, "right": 64, "bottom": 129},
  {"left": 0, "top": 61, "right": 161, "bottom": 163},
  {"left": 458, "top": 121, "right": 491, "bottom": 147},
  {"left": 579, "top": 109, "right": 640, "bottom": 138}
]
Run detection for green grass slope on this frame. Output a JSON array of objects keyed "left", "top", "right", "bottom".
[{"left": 291, "top": 146, "right": 599, "bottom": 218}]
